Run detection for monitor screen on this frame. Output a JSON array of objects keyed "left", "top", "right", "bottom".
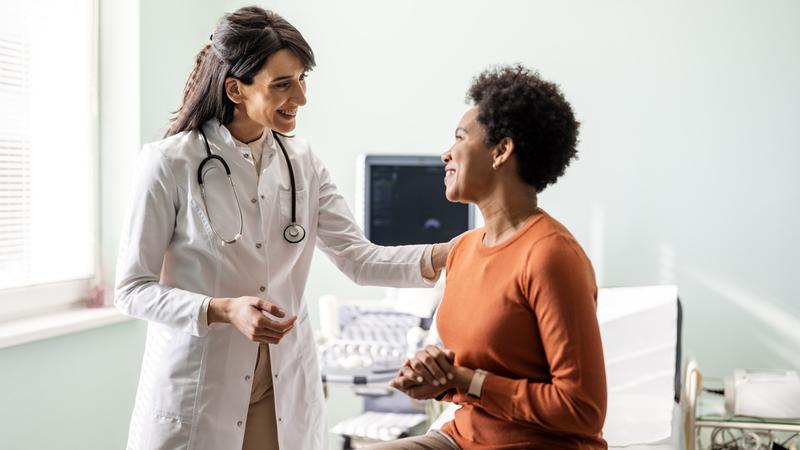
[{"left": 361, "top": 155, "right": 473, "bottom": 246}]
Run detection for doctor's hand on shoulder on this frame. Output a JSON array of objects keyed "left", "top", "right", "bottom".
[
  {"left": 430, "top": 232, "right": 465, "bottom": 271},
  {"left": 207, "top": 297, "right": 297, "bottom": 344}
]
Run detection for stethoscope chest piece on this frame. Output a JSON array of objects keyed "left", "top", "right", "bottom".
[{"left": 284, "top": 223, "right": 306, "bottom": 243}]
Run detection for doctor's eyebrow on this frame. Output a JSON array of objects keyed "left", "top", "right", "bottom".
[
  {"left": 455, "top": 127, "right": 468, "bottom": 135},
  {"left": 270, "top": 73, "right": 306, "bottom": 83}
]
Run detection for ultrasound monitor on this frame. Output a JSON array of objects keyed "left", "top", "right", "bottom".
[{"left": 356, "top": 155, "right": 475, "bottom": 246}]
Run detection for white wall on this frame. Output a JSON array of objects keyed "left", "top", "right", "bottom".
[{"left": 135, "top": 0, "right": 799, "bottom": 385}]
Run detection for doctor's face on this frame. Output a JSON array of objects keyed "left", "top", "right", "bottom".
[
  {"left": 234, "top": 49, "right": 308, "bottom": 134},
  {"left": 441, "top": 107, "right": 496, "bottom": 204}
]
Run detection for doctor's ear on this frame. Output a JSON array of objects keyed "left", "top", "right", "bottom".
[
  {"left": 491, "top": 138, "right": 515, "bottom": 170},
  {"left": 224, "top": 77, "right": 244, "bottom": 104}
]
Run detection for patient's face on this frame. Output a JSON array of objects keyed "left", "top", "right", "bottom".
[{"left": 442, "top": 107, "right": 495, "bottom": 204}]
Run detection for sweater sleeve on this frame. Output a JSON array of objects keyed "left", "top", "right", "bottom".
[{"left": 448, "top": 235, "right": 607, "bottom": 435}]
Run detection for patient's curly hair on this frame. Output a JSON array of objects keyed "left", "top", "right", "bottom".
[{"left": 467, "top": 65, "right": 579, "bottom": 192}]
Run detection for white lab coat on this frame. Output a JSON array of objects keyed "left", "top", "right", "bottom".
[{"left": 115, "top": 120, "right": 434, "bottom": 450}]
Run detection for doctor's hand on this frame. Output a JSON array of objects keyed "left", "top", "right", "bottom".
[
  {"left": 208, "top": 297, "right": 297, "bottom": 344},
  {"left": 431, "top": 232, "right": 466, "bottom": 271}
]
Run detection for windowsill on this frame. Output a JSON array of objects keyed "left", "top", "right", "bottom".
[{"left": 0, "top": 306, "right": 133, "bottom": 350}]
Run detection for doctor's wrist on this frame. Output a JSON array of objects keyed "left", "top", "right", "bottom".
[
  {"left": 208, "top": 297, "right": 232, "bottom": 324},
  {"left": 431, "top": 243, "right": 448, "bottom": 271}
]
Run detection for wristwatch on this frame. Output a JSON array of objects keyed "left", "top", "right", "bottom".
[{"left": 467, "top": 369, "right": 488, "bottom": 398}]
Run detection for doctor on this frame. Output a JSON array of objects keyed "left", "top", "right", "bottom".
[{"left": 115, "top": 6, "right": 450, "bottom": 450}]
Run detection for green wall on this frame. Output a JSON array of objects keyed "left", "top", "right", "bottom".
[{"left": 0, "top": 320, "right": 146, "bottom": 450}]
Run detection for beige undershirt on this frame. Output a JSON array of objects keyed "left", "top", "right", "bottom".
[{"left": 233, "top": 129, "right": 272, "bottom": 173}]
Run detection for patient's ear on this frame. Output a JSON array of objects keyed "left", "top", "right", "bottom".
[{"left": 492, "top": 138, "right": 515, "bottom": 169}]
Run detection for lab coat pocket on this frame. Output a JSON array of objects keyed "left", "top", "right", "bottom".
[
  {"left": 188, "top": 197, "right": 215, "bottom": 239},
  {"left": 150, "top": 331, "right": 203, "bottom": 423}
]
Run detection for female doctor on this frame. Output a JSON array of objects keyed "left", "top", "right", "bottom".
[{"left": 115, "top": 7, "right": 451, "bottom": 450}]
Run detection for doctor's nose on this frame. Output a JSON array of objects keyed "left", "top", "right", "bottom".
[
  {"left": 291, "top": 82, "right": 307, "bottom": 106},
  {"left": 441, "top": 149, "right": 451, "bottom": 164}
]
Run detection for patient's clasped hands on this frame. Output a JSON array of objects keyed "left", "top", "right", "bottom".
[{"left": 390, "top": 345, "right": 475, "bottom": 400}]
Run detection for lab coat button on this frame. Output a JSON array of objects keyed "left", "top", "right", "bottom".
[
  {"left": 237, "top": 420, "right": 243, "bottom": 427},
  {"left": 250, "top": 198, "right": 257, "bottom": 203},
  {"left": 278, "top": 417, "right": 282, "bottom": 422},
  {"left": 256, "top": 243, "right": 262, "bottom": 249},
  {"left": 245, "top": 375, "right": 251, "bottom": 381},
  {"left": 259, "top": 286, "right": 266, "bottom": 292},
  {"left": 260, "top": 195, "right": 265, "bottom": 199}
]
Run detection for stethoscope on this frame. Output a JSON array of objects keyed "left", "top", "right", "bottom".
[{"left": 197, "top": 126, "right": 306, "bottom": 245}]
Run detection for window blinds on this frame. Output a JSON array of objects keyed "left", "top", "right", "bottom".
[{"left": 0, "top": 1, "right": 96, "bottom": 293}]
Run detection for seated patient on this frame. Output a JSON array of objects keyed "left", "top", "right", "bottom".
[{"left": 369, "top": 65, "right": 607, "bottom": 450}]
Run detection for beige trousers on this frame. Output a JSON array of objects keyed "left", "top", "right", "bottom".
[
  {"left": 362, "top": 431, "right": 461, "bottom": 450},
  {"left": 242, "top": 343, "right": 280, "bottom": 450}
]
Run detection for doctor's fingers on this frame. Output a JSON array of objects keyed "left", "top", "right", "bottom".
[
  {"left": 251, "top": 329, "right": 291, "bottom": 344},
  {"left": 253, "top": 314, "right": 297, "bottom": 333},
  {"left": 250, "top": 298, "right": 287, "bottom": 318},
  {"left": 252, "top": 322, "right": 295, "bottom": 340}
]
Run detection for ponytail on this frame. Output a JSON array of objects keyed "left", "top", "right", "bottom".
[{"left": 165, "top": 44, "right": 220, "bottom": 137}]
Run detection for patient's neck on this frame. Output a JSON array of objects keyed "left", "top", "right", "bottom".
[{"left": 478, "top": 182, "right": 538, "bottom": 247}]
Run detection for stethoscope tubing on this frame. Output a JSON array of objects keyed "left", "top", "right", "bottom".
[{"left": 196, "top": 125, "right": 306, "bottom": 244}]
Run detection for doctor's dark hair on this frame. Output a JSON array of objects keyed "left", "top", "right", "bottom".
[
  {"left": 165, "top": 6, "right": 315, "bottom": 137},
  {"left": 468, "top": 65, "right": 579, "bottom": 192}
]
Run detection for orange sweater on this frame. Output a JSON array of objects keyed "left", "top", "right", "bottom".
[{"left": 437, "top": 210, "right": 607, "bottom": 450}]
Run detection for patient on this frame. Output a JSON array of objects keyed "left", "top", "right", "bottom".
[{"left": 368, "top": 65, "right": 607, "bottom": 449}]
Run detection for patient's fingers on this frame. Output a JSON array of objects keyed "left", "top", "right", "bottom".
[
  {"left": 426, "top": 346, "right": 454, "bottom": 382},
  {"left": 391, "top": 372, "right": 419, "bottom": 391},
  {"left": 409, "top": 356, "right": 438, "bottom": 385},
  {"left": 401, "top": 364, "right": 425, "bottom": 385},
  {"left": 410, "top": 345, "right": 451, "bottom": 386}
]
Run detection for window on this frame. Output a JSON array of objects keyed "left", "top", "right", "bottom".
[{"left": 0, "top": 0, "right": 97, "bottom": 320}]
